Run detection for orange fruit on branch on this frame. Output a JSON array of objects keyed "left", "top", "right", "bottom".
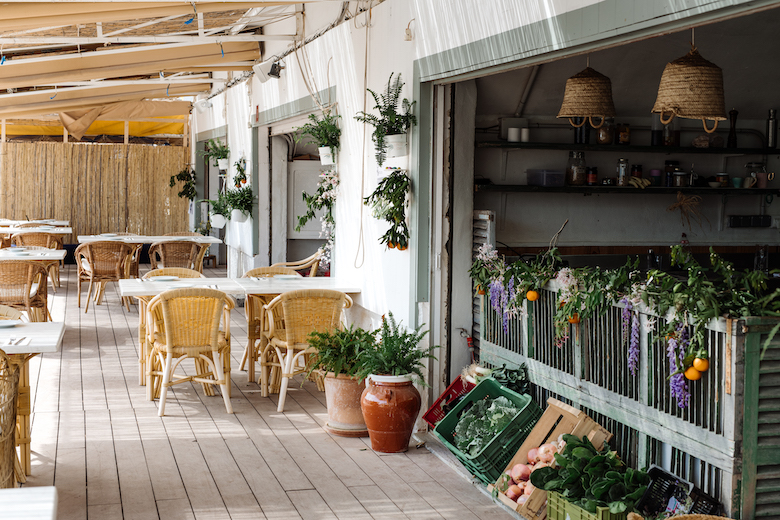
[
  {"left": 692, "top": 358, "right": 709, "bottom": 372},
  {"left": 526, "top": 290, "right": 540, "bottom": 302},
  {"left": 568, "top": 313, "right": 580, "bottom": 324},
  {"left": 684, "top": 366, "right": 702, "bottom": 381}
]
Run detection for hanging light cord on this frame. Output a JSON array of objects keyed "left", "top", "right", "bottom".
[{"left": 353, "top": 2, "right": 373, "bottom": 269}]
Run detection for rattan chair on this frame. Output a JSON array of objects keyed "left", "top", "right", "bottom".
[
  {"left": 0, "top": 261, "right": 50, "bottom": 322},
  {"left": 144, "top": 268, "right": 206, "bottom": 279},
  {"left": 239, "top": 266, "right": 301, "bottom": 383},
  {"left": 262, "top": 289, "right": 352, "bottom": 412},
  {"left": 13, "top": 223, "right": 42, "bottom": 229},
  {"left": 149, "top": 240, "right": 209, "bottom": 273},
  {"left": 0, "top": 236, "right": 11, "bottom": 249},
  {"left": 146, "top": 288, "right": 235, "bottom": 416},
  {"left": 75, "top": 241, "right": 135, "bottom": 312},
  {"left": 270, "top": 249, "right": 322, "bottom": 277},
  {"left": 11, "top": 232, "right": 64, "bottom": 292},
  {"left": 114, "top": 234, "right": 142, "bottom": 279},
  {"left": 0, "top": 349, "right": 19, "bottom": 489},
  {"left": 0, "top": 305, "right": 23, "bottom": 321},
  {"left": 164, "top": 232, "right": 201, "bottom": 236}
]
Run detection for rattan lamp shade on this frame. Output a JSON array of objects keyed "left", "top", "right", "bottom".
[
  {"left": 557, "top": 67, "right": 616, "bottom": 129},
  {"left": 651, "top": 48, "right": 726, "bottom": 133}
]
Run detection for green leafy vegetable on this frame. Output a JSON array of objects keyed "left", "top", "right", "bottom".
[{"left": 453, "top": 396, "right": 520, "bottom": 456}]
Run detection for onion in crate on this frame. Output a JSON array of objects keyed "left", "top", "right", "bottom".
[
  {"left": 506, "top": 485, "right": 524, "bottom": 501},
  {"left": 510, "top": 463, "right": 531, "bottom": 482},
  {"left": 527, "top": 447, "right": 539, "bottom": 464}
]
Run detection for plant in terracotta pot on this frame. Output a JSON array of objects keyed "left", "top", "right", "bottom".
[
  {"left": 355, "top": 312, "right": 437, "bottom": 453},
  {"left": 306, "top": 324, "right": 378, "bottom": 437}
]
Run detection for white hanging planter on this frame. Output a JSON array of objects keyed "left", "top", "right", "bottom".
[
  {"left": 217, "top": 158, "right": 229, "bottom": 170},
  {"left": 231, "top": 209, "right": 248, "bottom": 223},
  {"left": 318, "top": 146, "right": 335, "bottom": 165},
  {"left": 385, "top": 134, "right": 408, "bottom": 159},
  {"left": 210, "top": 213, "right": 227, "bottom": 229}
]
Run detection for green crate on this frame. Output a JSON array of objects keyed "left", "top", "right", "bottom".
[
  {"left": 547, "top": 491, "right": 628, "bottom": 520},
  {"left": 433, "top": 377, "right": 542, "bottom": 485}
]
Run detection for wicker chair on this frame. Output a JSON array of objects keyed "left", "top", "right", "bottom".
[
  {"left": 149, "top": 240, "right": 209, "bottom": 273},
  {"left": 144, "top": 268, "right": 205, "bottom": 280},
  {"left": 13, "top": 223, "right": 42, "bottom": 229},
  {"left": 0, "top": 261, "right": 50, "bottom": 322},
  {"left": 75, "top": 241, "right": 135, "bottom": 312},
  {"left": 114, "top": 233, "right": 142, "bottom": 279},
  {"left": 146, "top": 288, "right": 235, "bottom": 416},
  {"left": 271, "top": 249, "right": 322, "bottom": 277},
  {"left": 11, "top": 232, "right": 64, "bottom": 291},
  {"left": 262, "top": 289, "right": 352, "bottom": 412},
  {"left": 0, "top": 237, "right": 10, "bottom": 249},
  {"left": 0, "top": 349, "right": 19, "bottom": 489},
  {"left": 239, "top": 266, "right": 301, "bottom": 383},
  {"left": 164, "top": 232, "right": 201, "bottom": 236}
]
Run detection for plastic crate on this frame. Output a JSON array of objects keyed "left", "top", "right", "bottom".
[
  {"left": 547, "top": 491, "right": 627, "bottom": 520},
  {"left": 423, "top": 377, "right": 476, "bottom": 429},
  {"left": 433, "top": 378, "right": 542, "bottom": 485},
  {"left": 635, "top": 465, "right": 721, "bottom": 517}
]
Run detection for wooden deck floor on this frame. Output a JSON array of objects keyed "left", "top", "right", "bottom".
[{"left": 22, "top": 265, "right": 515, "bottom": 520}]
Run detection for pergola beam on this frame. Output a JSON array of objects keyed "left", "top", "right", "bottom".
[{"left": 0, "top": 34, "right": 295, "bottom": 45}]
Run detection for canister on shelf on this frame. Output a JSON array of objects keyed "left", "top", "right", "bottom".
[
  {"left": 616, "top": 123, "right": 631, "bottom": 145},
  {"left": 587, "top": 167, "right": 599, "bottom": 186},
  {"left": 631, "top": 164, "right": 643, "bottom": 178},
  {"left": 664, "top": 160, "right": 679, "bottom": 187},
  {"left": 566, "top": 151, "right": 587, "bottom": 186},
  {"left": 672, "top": 168, "right": 689, "bottom": 187},
  {"left": 649, "top": 169, "right": 662, "bottom": 186},
  {"left": 597, "top": 118, "right": 614, "bottom": 145},
  {"left": 616, "top": 158, "right": 629, "bottom": 186}
]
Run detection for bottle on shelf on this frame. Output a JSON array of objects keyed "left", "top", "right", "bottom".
[
  {"left": 664, "top": 160, "right": 679, "bottom": 187},
  {"left": 587, "top": 167, "right": 599, "bottom": 186},
  {"left": 631, "top": 164, "right": 643, "bottom": 178},
  {"left": 662, "top": 118, "right": 680, "bottom": 146},
  {"left": 566, "top": 151, "right": 587, "bottom": 186},
  {"left": 616, "top": 158, "right": 629, "bottom": 186},
  {"left": 767, "top": 109, "right": 777, "bottom": 149},
  {"left": 616, "top": 123, "right": 631, "bottom": 145}
]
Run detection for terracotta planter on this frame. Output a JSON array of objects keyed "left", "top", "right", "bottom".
[
  {"left": 323, "top": 373, "right": 368, "bottom": 437},
  {"left": 360, "top": 374, "right": 421, "bottom": 453}
]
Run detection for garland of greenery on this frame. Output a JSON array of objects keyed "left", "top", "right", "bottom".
[
  {"left": 169, "top": 167, "right": 196, "bottom": 200},
  {"left": 363, "top": 169, "right": 410, "bottom": 250},
  {"left": 471, "top": 244, "right": 780, "bottom": 408}
]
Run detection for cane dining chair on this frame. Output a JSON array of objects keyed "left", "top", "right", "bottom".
[
  {"left": 262, "top": 289, "right": 352, "bottom": 412},
  {"left": 145, "top": 288, "right": 235, "bottom": 416},
  {"left": 0, "top": 348, "right": 19, "bottom": 489},
  {"left": 270, "top": 249, "right": 322, "bottom": 277},
  {"left": 10, "top": 232, "right": 64, "bottom": 291},
  {"left": 0, "top": 261, "right": 50, "bottom": 322},
  {"left": 149, "top": 240, "right": 209, "bottom": 273},
  {"left": 239, "top": 266, "right": 301, "bottom": 383},
  {"left": 75, "top": 241, "right": 135, "bottom": 312}
]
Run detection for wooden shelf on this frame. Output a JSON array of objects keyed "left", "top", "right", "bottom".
[
  {"left": 474, "top": 184, "right": 780, "bottom": 195},
  {"left": 474, "top": 141, "right": 773, "bottom": 155}
]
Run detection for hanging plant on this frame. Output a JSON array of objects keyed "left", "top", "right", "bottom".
[
  {"left": 295, "top": 169, "right": 339, "bottom": 266},
  {"left": 364, "top": 169, "right": 410, "bottom": 250},
  {"left": 169, "top": 167, "right": 196, "bottom": 200},
  {"left": 295, "top": 111, "right": 341, "bottom": 157},
  {"left": 225, "top": 185, "right": 254, "bottom": 216},
  {"left": 200, "top": 138, "right": 229, "bottom": 167},
  {"left": 234, "top": 157, "right": 247, "bottom": 187},
  {"left": 355, "top": 73, "right": 417, "bottom": 166}
]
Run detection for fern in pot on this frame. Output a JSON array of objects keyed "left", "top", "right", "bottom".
[
  {"left": 226, "top": 185, "right": 254, "bottom": 223},
  {"left": 200, "top": 191, "right": 230, "bottom": 229},
  {"left": 296, "top": 111, "right": 341, "bottom": 165},
  {"left": 306, "top": 325, "right": 378, "bottom": 437},
  {"left": 355, "top": 73, "right": 417, "bottom": 166},
  {"left": 355, "top": 312, "right": 437, "bottom": 453}
]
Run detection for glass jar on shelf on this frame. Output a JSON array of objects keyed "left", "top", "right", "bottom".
[
  {"left": 566, "top": 151, "right": 587, "bottom": 186},
  {"left": 616, "top": 158, "right": 629, "bottom": 186},
  {"left": 597, "top": 118, "right": 614, "bottom": 145}
]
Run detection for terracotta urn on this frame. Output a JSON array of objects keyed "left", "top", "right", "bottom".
[
  {"left": 323, "top": 373, "right": 368, "bottom": 437},
  {"left": 360, "top": 374, "right": 421, "bottom": 453}
]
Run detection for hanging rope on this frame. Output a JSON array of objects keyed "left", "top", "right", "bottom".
[{"left": 353, "top": 2, "right": 373, "bottom": 269}]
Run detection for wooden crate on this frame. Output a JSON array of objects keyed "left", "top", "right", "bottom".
[{"left": 488, "top": 397, "right": 612, "bottom": 519}]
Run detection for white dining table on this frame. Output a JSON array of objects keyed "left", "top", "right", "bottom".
[
  {"left": 118, "top": 276, "right": 362, "bottom": 384},
  {"left": 0, "top": 227, "right": 72, "bottom": 235},
  {"left": 0, "top": 486, "right": 57, "bottom": 520},
  {"left": 0, "top": 249, "right": 66, "bottom": 261},
  {"left": 78, "top": 234, "right": 222, "bottom": 244},
  {"left": 0, "top": 321, "right": 65, "bottom": 482},
  {"left": 0, "top": 219, "right": 69, "bottom": 227}
]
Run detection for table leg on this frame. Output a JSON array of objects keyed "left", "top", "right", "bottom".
[{"left": 9, "top": 355, "right": 34, "bottom": 479}]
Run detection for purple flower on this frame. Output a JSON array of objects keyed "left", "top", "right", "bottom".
[
  {"left": 620, "top": 296, "right": 633, "bottom": 341},
  {"left": 666, "top": 323, "right": 691, "bottom": 409},
  {"left": 488, "top": 279, "right": 513, "bottom": 334},
  {"left": 669, "top": 373, "right": 690, "bottom": 408},
  {"left": 628, "top": 313, "right": 639, "bottom": 376}
]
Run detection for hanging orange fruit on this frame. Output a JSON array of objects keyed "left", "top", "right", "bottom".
[
  {"left": 568, "top": 313, "right": 580, "bottom": 324},
  {"left": 684, "top": 366, "right": 702, "bottom": 381},
  {"left": 526, "top": 290, "right": 540, "bottom": 301},
  {"left": 693, "top": 358, "right": 709, "bottom": 372}
]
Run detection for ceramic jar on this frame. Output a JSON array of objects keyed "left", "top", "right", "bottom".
[
  {"left": 323, "top": 373, "right": 368, "bottom": 437},
  {"left": 360, "top": 374, "right": 421, "bottom": 453}
]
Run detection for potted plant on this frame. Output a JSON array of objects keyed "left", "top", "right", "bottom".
[
  {"left": 296, "top": 111, "right": 341, "bottom": 165},
  {"left": 306, "top": 324, "right": 378, "bottom": 437},
  {"left": 226, "top": 185, "right": 253, "bottom": 223},
  {"left": 355, "top": 73, "right": 417, "bottom": 166},
  {"left": 169, "top": 166, "right": 196, "bottom": 200},
  {"left": 201, "top": 191, "right": 230, "bottom": 229},
  {"left": 363, "top": 169, "right": 410, "bottom": 249},
  {"left": 201, "top": 138, "right": 229, "bottom": 170},
  {"left": 233, "top": 157, "right": 247, "bottom": 187},
  {"left": 355, "top": 312, "right": 437, "bottom": 453}
]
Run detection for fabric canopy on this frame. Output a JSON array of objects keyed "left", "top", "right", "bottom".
[{"left": 59, "top": 100, "right": 191, "bottom": 139}]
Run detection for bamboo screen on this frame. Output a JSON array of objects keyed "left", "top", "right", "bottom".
[{"left": 0, "top": 142, "right": 189, "bottom": 241}]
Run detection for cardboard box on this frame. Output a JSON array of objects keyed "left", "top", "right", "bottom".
[{"left": 488, "top": 398, "right": 613, "bottom": 520}]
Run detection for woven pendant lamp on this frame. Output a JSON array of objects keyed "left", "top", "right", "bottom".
[
  {"left": 651, "top": 47, "right": 726, "bottom": 134},
  {"left": 557, "top": 66, "right": 616, "bottom": 129}
]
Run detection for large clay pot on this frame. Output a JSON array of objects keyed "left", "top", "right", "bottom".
[
  {"left": 360, "top": 374, "right": 421, "bottom": 453},
  {"left": 323, "top": 373, "right": 368, "bottom": 437}
]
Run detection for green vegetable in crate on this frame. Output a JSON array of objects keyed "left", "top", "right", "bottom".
[
  {"left": 530, "top": 434, "right": 650, "bottom": 515},
  {"left": 489, "top": 363, "right": 530, "bottom": 395},
  {"left": 454, "top": 396, "right": 521, "bottom": 456}
]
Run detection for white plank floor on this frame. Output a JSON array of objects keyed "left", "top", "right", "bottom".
[{"left": 20, "top": 265, "right": 515, "bottom": 520}]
